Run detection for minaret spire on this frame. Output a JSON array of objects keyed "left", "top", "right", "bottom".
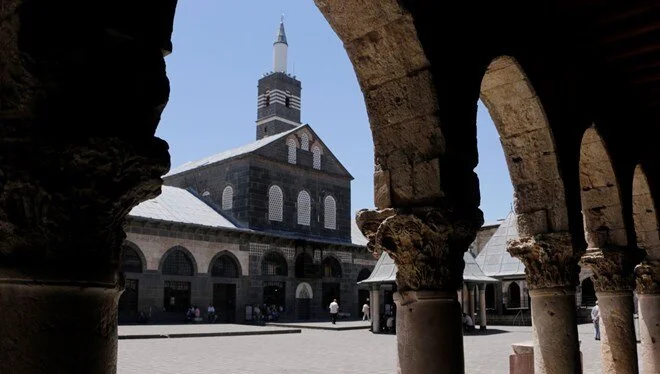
[{"left": 273, "top": 17, "right": 288, "bottom": 73}]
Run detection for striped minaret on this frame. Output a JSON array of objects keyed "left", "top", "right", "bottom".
[{"left": 255, "top": 18, "right": 302, "bottom": 140}]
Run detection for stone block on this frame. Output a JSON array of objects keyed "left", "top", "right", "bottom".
[
  {"left": 516, "top": 210, "right": 548, "bottom": 237},
  {"left": 372, "top": 114, "right": 445, "bottom": 161},
  {"left": 413, "top": 158, "right": 443, "bottom": 201},
  {"left": 374, "top": 169, "right": 392, "bottom": 209},
  {"left": 345, "top": 15, "right": 429, "bottom": 89},
  {"left": 314, "top": 0, "right": 404, "bottom": 42}
]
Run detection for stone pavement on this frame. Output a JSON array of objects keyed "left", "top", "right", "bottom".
[
  {"left": 118, "top": 323, "right": 641, "bottom": 373},
  {"left": 118, "top": 324, "right": 300, "bottom": 339},
  {"left": 266, "top": 320, "right": 371, "bottom": 331}
]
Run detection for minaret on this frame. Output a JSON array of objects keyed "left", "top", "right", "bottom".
[{"left": 255, "top": 18, "right": 302, "bottom": 140}]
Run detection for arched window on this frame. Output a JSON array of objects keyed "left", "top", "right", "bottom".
[
  {"left": 120, "top": 245, "right": 143, "bottom": 273},
  {"left": 324, "top": 195, "right": 336, "bottom": 229},
  {"left": 287, "top": 138, "right": 297, "bottom": 164},
  {"left": 268, "top": 185, "right": 283, "bottom": 221},
  {"left": 295, "top": 253, "right": 315, "bottom": 278},
  {"left": 222, "top": 185, "right": 233, "bottom": 210},
  {"left": 211, "top": 254, "right": 239, "bottom": 278},
  {"left": 262, "top": 252, "right": 288, "bottom": 276},
  {"left": 300, "top": 133, "right": 309, "bottom": 151},
  {"left": 297, "top": 191, "right": 311, "bottom": 226},
  {"left": 312, "top": 145, "right": 321, "bottom": 170},
  {"left": 322, "top": 257, "right": 342, "bottom": 278},
  {"left": 162, "top": 248, "right": 194, "bottom": 276},
  {"left": 508, "top": 282, "right": 521, "bottom": 308},
  {"left": 356, "top": 268, "right": 371, "bottom": 282}
]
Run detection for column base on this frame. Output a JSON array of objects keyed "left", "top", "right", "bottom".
[
  {"left": 395, "top": 290, "right": 464, "bottom": 374},
  {"left": 0, "top": 281, "right": 120, "bottom": 374}
]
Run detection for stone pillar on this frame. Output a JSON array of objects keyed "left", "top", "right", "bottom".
[
  {"left": 357, "top": 208, "right": 482, "bottom": 374},
  {"left": 479, "top": 283, "right": 487, "bottom": 330},
  {"left": 581, "top": 247, "right": 643, "bottom": 374},
  {"left": 635, "top": 262, "right": 660, "bottom": 374},
  {"left": 371, "top": 286, "right": 381, "bottom": 333},
  {"left": 0, "top": 1, "right": 175, "bottom": 372},
  {"left": 468, "top": 283, "right": 476, "bottom": 325},
  {"left": 508, "top": 232, "right": 582, "bottom": 374}
]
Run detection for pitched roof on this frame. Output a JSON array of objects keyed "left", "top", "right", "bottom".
[
  {"left": 358, "top": 251, "right": 498, "bottom": 285},
  {"left": 165, "top": 126, "right": 301, "bottom": 177},
  {"left": 128, "top": 186, "right": 237, "bottom": 228},
  {"left": 351, "top": 218, "right": 368, "bottom": 246},
  {"left": 475, "top": 212, "right": 525, "bottom": 277}
]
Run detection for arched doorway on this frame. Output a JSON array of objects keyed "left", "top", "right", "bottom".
[
  {"left": 295, "top": 282, "right": 313, "bottom": 320},
  {"left": 262, "top": 252, "right": 288, "bottom": 312},
  {"left": 508, "top": 282, "right": 521, "bottom": 309},
  {"left": 581, "top": 278, "right": 596, "bottom": 307},
  {"left": 161, "top": 247, "right": 195, "bottom": 313},
  {"left": 119, "top": 244, "right": 144, "bottom": 320},
  {"left": 322, "top": 257, "right": 342, "bottom": 312},
  {"left": 356, "top": 268, "right": 371, "bottom": 317},
  {"left": 210, "top": 253, "right": 240, "bottom": 323}
]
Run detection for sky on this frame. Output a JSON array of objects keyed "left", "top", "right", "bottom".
[{"left": 157, "top": 1, "right": 513, "bottom": 224}]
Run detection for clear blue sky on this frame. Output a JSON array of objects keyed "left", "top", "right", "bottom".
[{"left": 158, "top": 1, "right": 513, "bottom": 223}]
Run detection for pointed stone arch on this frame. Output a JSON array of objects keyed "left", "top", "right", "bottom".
[
  {"left": 579, "top": 127, "right": 627, "bottom": 248},
  {"left": 159, "top": 246, "right": 198, "bottom": 276},
  {"left": 480, "top": 56, "right": 569, "bottom": 235},
  {"left": 208, "top": 250, "right": 242, "bottom": 278},
  {"left": 121, "top": 240, "right": 146, "bottom": 273},
  {"left": 632, "top": 165, "right": 660, "bottom": 260}
]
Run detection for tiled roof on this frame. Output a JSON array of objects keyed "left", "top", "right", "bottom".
[
  {"left": 358, "top": 251, "right": 498, "bottom": 285},
  {"left": 165, "top": 126, "right": 302, "bottom": 177},
  {"left": 128, "top": 186, "right": 236, "bottom": 228},
  {"left": 475, "top": 212, "right": 525, "bottom": 277}
]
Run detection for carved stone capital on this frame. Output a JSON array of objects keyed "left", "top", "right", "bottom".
[
  {"left": 507, "top": 231, "right": 579, "bottom": 289},
  {"left": 580, "top": 246, "right": 644, "bottom": 292},
  {"left": 356, "top": 208, "right": 395, "bottom": 257},
  {"left": 357, "top": 207, "right": 480, "bottom": 291},
  {"left": 635, "top": 261, "right": 660, "bottom": 294}
]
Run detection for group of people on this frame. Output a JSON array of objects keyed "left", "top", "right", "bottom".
[
  {"left": 254, "top": 304, "right": 283, "bottom": 322},
  {"left": 185, "top": 304, "right": 218, "bottom": 323}
]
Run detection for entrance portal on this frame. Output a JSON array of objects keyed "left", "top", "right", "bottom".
[
  {"left": 213, "top": 283, "right": 237, "bottom": 323},
  {"left": 322, "top": 282, "right": 340, "bottom": 313},
  {"left": 163, "top": 281, "right": 191, "bottom": 312},
  {"left": 263, "top": 281, "right": 286, "bottom": 312},
  {"left": 118, "top": 279, "right": 139, "bottom": 321}
]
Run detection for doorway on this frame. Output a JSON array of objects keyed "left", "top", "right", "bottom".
[
  {"left": 213, "top": 283, "right": 237, "bottom": 323},
  {"left": 357, "top": 289, "right": 369, "bottom": 318},
  {"left": 118, "top": 279, "right": 139, "bottom": 321},
  {"left": 322, "top": 282, "right": 340, "bottom": 312},
  {"left": 163, "top": 280, "right": 191, "bottom": 312}
]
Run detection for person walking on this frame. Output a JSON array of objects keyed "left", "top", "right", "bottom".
[
  {"left": 329, "top": 299, "right": 339, "bottom": 324},
  {"left": 591, "top": 301, "right": 600, "bottom": 340},
  {"left": 362, "top": 300, "right": 370, "bottom": 321}
]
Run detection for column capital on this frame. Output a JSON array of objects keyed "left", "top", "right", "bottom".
[
  {"left": 580, "top": 246, "right": 645, "bottom": 292},
  {"left": 507, "top": 231, "right": 580, "bottom": 289},
  {"left": 635, "top": 260, "right": 660, "bottom": 294},
  {"left": 356, "top": 207, "right": 481, "bottom": 291}
]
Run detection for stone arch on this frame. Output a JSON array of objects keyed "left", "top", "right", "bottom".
[
  {"left": 295, "top": 252, "right": 315, "bottom": 278},
  {"left": 295, "top": 282, "right": 313, "bottom": 299},
  {"left": 357, "top": 268, "right": 371, "bottom": 282},
  {"left": 322, "top": 256, "right": 342, "bottom": 278},
  {"left": 261, "top": 251, "right": 288, "bottom": 276},
  {"left": 159, "top": 246, "right": 198, "bottom": 276},
  {"left": 120, "top": 241, "right": 146, "bottom": 273},
  {"left": 579, "top": 127, "right": 627, "bottom": 248},
  {"left": 632, "top": 164, "right": 660, "bottom": 261},
  {"left": 480, "top": 56, "right": 569, "bottom": 235},
  {"left": 580, "top": 277, "right": 596, "bottom": 307},
  {"left": 208, "top": 250, "right": 242, "bottom": 278}
]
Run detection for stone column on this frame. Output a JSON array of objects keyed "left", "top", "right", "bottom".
[
  {"left": 508, "top": 232, "right": 582, "bottom": 374},
  {"left": 0, "top": 1, "right": 175, "bottom": 372},
  {"left": 371, "top": 286, "right": 381, "bottom": 333},
  {"left": 635, "top": 262, "right": 659, "bottom": 374},
  {"left": 479, "top": 283, "right": 487, "bottom": 330},
  {"left": 581, "top": 247, "right": 643, "bottom": 374},
  {"left": 468, "top": 283, "right": 476, "bottom": 325},
  {"left": 357, "top": 208, "right": 481, "bottom": 374}
]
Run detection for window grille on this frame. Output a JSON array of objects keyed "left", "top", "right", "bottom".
[
  {"left": 322, "top": 257, "right": 342, "bottom": 278},
  {"left": 287, "top": 138, "right": 297, "bottom": 164},
  {"left": 297, "top": 191, "right": 311, "bottom": 226},
  {"left": 268, "top": 185, "right": 283, "bottom": 221},
  {"left": 162, "top": 249, "right": 194, "bottom": 276},
  {"left": 324, "top": 195, "right": 336, "bottom": 229},
  {"left": 262, "top": 252, "right": 288, "bottom": 276},
  {"left": 300, "top": 133, "right": 309, "bottom": 151},
  {"left": 222, "top": 186, "right": 233, "bottom": 210},
  {"left": 211, "top": 255, "right": 239, "bottom": 278},
  {"left": 312, "top": 145, "right": 321, "bottom": 169},
  {"left": 121, "top": 245, "right": 143, "bottom": 273}
]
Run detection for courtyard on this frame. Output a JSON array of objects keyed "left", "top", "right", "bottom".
[{"left": 117, "top": 323, "right": 625, "bottom": 374}]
